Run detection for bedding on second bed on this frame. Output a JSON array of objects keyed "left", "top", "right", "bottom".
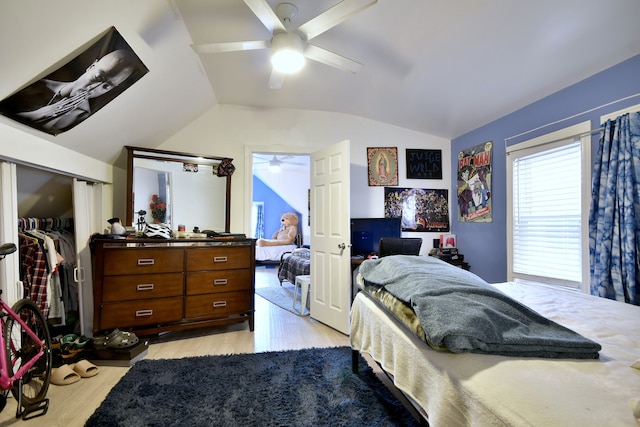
[{"left": 358, "top": 255, "right": 601, "bottom": 359}]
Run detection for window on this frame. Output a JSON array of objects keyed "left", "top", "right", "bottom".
[{"left": 506, "top": 122, "right": 591, "bottom": 291}]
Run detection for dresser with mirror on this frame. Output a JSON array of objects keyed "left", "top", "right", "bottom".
[{"left": 91, "top": 146, "right": 255, "bottom": 336}]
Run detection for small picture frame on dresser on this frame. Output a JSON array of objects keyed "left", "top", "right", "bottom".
[{"left": 440, "top": 234, "right": 456, "bottom": 248}]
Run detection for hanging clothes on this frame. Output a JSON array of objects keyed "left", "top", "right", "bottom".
[
  {"left": 48, "top": 228, "right": 77, "bottom": 318},
  {"left": 18, "top": 233, "right": 50, "bottom": 318},
  {"left": 17, "top": 217, "right": 76, "bottom": 321}
]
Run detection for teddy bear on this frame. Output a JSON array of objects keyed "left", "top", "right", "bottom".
[{"left": 257, "top": 212, "right": 298, "bottom": 246}]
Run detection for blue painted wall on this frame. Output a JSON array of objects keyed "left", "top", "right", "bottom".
[
  {"left": 451, "top": 54, "right": 640, "bottom": 283},
  {"left": 253, "top": 176, "right": 301, "bottom": 239}
]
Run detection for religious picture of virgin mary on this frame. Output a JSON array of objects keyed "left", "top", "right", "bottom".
[{"left": 367, "top": 147, "right": 398, "bottom": 186}]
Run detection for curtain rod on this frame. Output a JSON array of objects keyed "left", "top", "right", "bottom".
[
  {"left": 504, "top": 92, "right": 640, "bottom": 144},
  {"left": 505, "top": 128, "right": 603, "bottom": 155}
]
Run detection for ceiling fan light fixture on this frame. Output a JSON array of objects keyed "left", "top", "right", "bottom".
[
  {"left": 271, "top": 32, "right": 305, "bottom": 74},
  {"left": 268, "top": 160, "right": 282, "bottom": 173}
]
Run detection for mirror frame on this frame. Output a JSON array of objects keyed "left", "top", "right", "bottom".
[{"left": 125, "top": 145, "right": 232, "bottom": 233}]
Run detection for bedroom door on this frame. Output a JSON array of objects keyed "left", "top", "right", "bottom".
[{"left": 309, "top": 140, "right": 351, "bottom": 334}]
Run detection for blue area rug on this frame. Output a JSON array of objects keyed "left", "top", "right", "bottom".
[
  {"left": 256, "top": 285, "right": 310, "bottom": 316},
  {"left": 85, "top": 346, "right": 418, "bottom": 426}
]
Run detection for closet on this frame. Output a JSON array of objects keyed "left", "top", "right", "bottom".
[
  {"left": 17, "top": 165, "right": 76, "bottom": 336},
  {"left": 0, "top": 162, "right": 103, "bottom": 337}
]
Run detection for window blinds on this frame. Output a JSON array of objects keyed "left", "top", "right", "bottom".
[{"left": 512, "top": 140, "right": 582, "bottom": 286}]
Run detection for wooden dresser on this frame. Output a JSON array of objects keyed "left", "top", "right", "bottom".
[{"left": 91, "top": 238, "right": 256, "bottom": 336}]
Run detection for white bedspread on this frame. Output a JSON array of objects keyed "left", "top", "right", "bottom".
[
  {"left": 255, "top": 244, "right": 296, "bottom": 262},
  {"left": 350, "top": 282, "right": 640, "bottom": 426}
]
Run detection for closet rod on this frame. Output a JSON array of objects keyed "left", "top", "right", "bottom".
[
  {"left": 18, "top": 217, "right": 73, "bottom": 231},
  {"left": 505, "top": 128, "right": 602, "bottom": 155},
  {"left": 504, "top": 92, "right": 640, "bottom": 144}
]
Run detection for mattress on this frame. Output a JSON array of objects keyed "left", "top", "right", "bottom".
[
  {"left": 350, "top": 281, "right": 640, "bottom": 426},
  {"left": 254, "top": 244, "right": 296, "bottom": 262}
]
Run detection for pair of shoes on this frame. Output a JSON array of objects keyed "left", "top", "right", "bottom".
[
  {"left": 61, "top": 334, "right": 91, "bottom": 349},
  {"left": 51, "top": 335, "right": 63, "bottom": 350},
  {"left": 60, "top": 335, "right": 90, "bottom": 363},
  {"left": 92, "top": 329, "right": 139, "bottom": 349},
  {"left": 50, "top": 360, "right": 99, "bottom": 385},
  {"left": 52, "top": 335, "right": 90, "bottom": 365}
]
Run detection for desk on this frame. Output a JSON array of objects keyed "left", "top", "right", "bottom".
[{"left": 428, "top": 253, "right": 469, "bottom": 270}]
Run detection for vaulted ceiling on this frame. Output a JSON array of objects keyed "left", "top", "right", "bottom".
[{"left": 2, "top": 0, "right": 640, "bottom": 165}]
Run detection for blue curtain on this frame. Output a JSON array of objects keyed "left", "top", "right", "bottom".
[
  {"left": 255, "top": 203, "right": 265, "bottom": 239},
  {"left": 588, "top": 112, "right": 640, "bottom": 305}
]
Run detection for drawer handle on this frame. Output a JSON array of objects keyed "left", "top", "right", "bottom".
[
  {"left": 212, "top": 301, "right": 227, "bottom": 308},
  {"left": 213, "top": 279, "right": 228, "bottom": 286},
  {"left": 213, "top": 256, "right": 228, "bottom": 263},
  {"left": 137, "top": 258, "right": 155, "bottom": 266},
  {"left": 136, "top": 283, "right": 154, "bottom": 291},
  {"left": 135, "top": 309, "right": 153, "bottom": 317}
]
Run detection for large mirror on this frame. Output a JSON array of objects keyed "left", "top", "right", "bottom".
[{"left": 126, "top": 146, "right": 232, "bottom": 233}]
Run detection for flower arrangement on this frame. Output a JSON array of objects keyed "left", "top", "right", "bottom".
[{"left": 149, "top": 194, "right": 166, "bottom": 223}]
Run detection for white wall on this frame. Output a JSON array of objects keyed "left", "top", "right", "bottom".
[
  {"left": 1, "top": 104, "right": 452, "bottom": 255},
  {"left": 0, "top": 123, "right": 113, "bottom": 184},
  {"left": 159, "top": 105, "right": 451, "bottom": 254},
  {"left": 0, "top": 121, "right": 114, "bottom": 227}
]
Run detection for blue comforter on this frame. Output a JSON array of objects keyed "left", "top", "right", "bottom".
[{"left": 359, "top": 255, "right": 601, "bottom": 359}]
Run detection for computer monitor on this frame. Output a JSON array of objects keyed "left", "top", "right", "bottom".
[{"left": 350, "top": 218, "right": 401, "bottom": 256}]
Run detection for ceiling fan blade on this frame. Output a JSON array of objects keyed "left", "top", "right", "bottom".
[
  {"left": 192, "top": 40, "right": 269, "bottom": 54},
  {"left": 243, "top": 0, "right": 286, "bottom": 34},
  {"left": 269, "top": 69, "right": 286, "bottom": 89},
  {"left": 297, "top": 0, "right": 377, "bottom": 41},
  {"left": 304, "top": 44, "right": 363, "bottom": 74}
]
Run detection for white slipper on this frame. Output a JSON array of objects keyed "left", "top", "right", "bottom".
[
  {"left": 51, "top": 365, "right": 81, "bottom": 385},
  {"left": 70, "top": 359, "right": 99, "bottom": 378}
]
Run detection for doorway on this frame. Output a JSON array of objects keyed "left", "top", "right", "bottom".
[{"left": 250, "top": 152, "right": 310, "bottom": 243}]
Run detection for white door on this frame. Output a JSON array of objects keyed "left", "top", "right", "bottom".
[
  {"left": 73, "top": 179, "right": 103, "bottom": 337},
  {"left": 309, "top": 140, "right": 351, "bottom": 334}
]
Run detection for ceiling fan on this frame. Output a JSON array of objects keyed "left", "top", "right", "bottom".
[
  {"left": 192, "top": 0, "right": 377, "bottom": 89},
  {"left": 254, "top": 154, "right": 306, "bottom": 172}
]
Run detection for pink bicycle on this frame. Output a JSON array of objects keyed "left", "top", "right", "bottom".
[{"left": 0, "top": 243, "right": 52, "bottom": 420}]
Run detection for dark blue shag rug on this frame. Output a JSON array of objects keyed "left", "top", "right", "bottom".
[{"left": 85, "top": 346, "right": 418, "bottom": 427}]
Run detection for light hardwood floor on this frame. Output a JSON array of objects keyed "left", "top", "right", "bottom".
[{"left": 0, "top": 267, "right": 349, "bottom": 426}]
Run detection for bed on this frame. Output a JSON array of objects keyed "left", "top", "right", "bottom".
[
  {"left": 255, "top": 234, "right": 304, "bottom": 266},
  {"left": 254, "top": 244, "right": 298, "bottom": 265},
  {"left": 277, "top": 247, "right": 310, "bottom": 285},
  {"left": 350, "top": 255, "right": 640, "bottom": 426}
]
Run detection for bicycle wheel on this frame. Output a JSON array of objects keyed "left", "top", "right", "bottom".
[{"left": 5, "top": 299, "right": 52, "bottom": 406}]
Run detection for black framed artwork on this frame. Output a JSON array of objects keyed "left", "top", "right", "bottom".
[
  {"left": 406, "top": 149, "right": 442, "bottom": 179},
  {"left": 0, "top": 26, "right": 148, "bottom": 135}
]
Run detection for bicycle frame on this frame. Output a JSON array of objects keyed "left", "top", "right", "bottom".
[{"left": 0, "top": 298, "right": 46, "bottom": 391}]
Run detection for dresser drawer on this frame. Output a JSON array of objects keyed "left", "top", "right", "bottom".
[
  {"left": 185, "top": 269, "right": 251, "bottom": 295},
  {"left": 100, "top": 297, "right": 183, "bottom": 329},
  {"left": 186, "top": 246, "right": 250, "bottom": 271},
  {"left": 185, "top": 291, "right": 251, "bottom": 319},
  {"left": 102, "top": 273, "right": 184, "bottom": 302},
  {"left": 103, "top": 248, "right": 184, "bottom": 275}
]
